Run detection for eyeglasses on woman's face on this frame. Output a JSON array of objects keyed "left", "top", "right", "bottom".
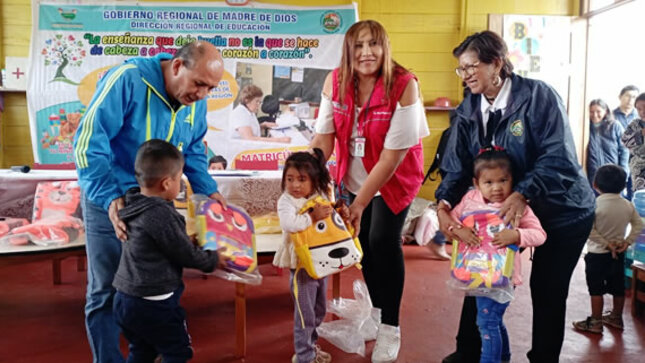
[{"left": 455, "top": 61, "right": 480, "bottom": 78}]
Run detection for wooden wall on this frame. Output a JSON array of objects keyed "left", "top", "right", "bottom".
[{"left": 0, "top": 0, "right": 577, "bottom": 200}]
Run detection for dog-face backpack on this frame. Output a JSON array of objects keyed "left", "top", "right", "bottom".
[{"left": 290, "top": 196, "right": 363, "bottom": 279}]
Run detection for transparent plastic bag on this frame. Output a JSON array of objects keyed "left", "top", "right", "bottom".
[
  {"left": 190, "top": 194, "right": 262, "bottom": 285},
  {"left": 317, "top": 280, "right": 380, "bottom": 356},
  {"left": 448, "top": 243, "right": 517, "bottom": 304},
  {"left": 0, "top": 215, "right": 84, "bottom": 247},
  {"left": 251, "top": 212, "right": 282, "bottom": 234},
  {"left": 448, "top": 209, "right": 517, "bottom": 304},
  {"left": 0, "top": 217, "right": 29, "bottom": 238},
  {"left": 464, "top": 284, "right": 514, "bottom": 304},
  {"left": 317, "top": 319, "right": 366, "bottom": 356},
  {"left": 32, "top": 181, "right": 82, "bottom": 221}
]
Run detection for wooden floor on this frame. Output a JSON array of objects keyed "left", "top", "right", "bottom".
[{"left": 1, "top": 244, "right": 643, "bottom": 363}]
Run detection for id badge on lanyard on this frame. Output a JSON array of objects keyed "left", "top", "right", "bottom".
[
  {"left": 353, "top": 82, "right": 374, "bottom": 158},
  {"left": 354, "top": 137, "right": 366, "bottom": 157}
]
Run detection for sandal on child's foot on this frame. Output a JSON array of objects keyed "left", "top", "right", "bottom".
[{"left": 314, "top": 344, "right": 331, "bottom": 363}]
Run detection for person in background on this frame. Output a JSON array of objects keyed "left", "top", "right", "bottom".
[
  {"left": 436, "top": 31, "right": 595, "bottom": 363},
  {"left": 586, "top": 99, "right": 628, "bottom": 190},
  {"left": 573, "top": 164, "right": 642, "bottom": 334},
  {"left": 113, "top": 139, "right": 224, "bottom": 363},
  {"left": 230, "top": 84, "right": 290, "bottom": 143},
  {"left": 613, "top": 85, "right": 640, "bottom": 129},
  {"left": 73, "top": 41, "right": 227, "bottom": 363},
  {"left": 208, "top": 155, "right": 228, "bottom": 170},
  {"left": 613, "top": 85, "right": 640, "bottom": 200},
  {"left": 620, "top": 93, "right": 645, "bottom": 191},
  {"left": 311, "top": 20, "right": 429, "bottom": 363}
]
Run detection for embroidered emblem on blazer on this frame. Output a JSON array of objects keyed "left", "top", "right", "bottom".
[{"left": 510, "top": 120, "right": 523, "bottom": 137}]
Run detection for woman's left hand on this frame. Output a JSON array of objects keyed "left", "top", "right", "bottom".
[
  {"left": 499, "top": 192, "right": 527, "bottom": 227},
  {"left": 348, "top": 201, "right": 365, "bottom": 237}
]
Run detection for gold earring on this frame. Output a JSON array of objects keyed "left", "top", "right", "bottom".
[{"left": 492, "top": 75, "right": 502, "bottom": 87}]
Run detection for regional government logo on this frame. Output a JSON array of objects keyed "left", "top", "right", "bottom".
[{"left": 321, "top": 11, "right": 341, "bottom": 33}]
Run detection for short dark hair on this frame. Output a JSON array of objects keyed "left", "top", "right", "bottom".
[
  {"left": 619, "top": 85, "right": 639, "bottom": 97},
  {"left": 453, "top": 31, "right": 514, "bottom": 80},
  {"left": 135, "top": 139, "right": 184, "bottom": 188},
  {"left": 281, "top": 148, "right": 331, "bottom": 198},
  {"left": 636, "top": 93, "right": 645, "bottom": 105},
  {"left": 209, "top": 155, "right": 227, "bottom": 169},
  {"left": 594, "top": 164, "right": 626, "bottom": 194},
  {"left": 473, "top": 148, "right": 513, "bottom": 180},
  {"left": 173, "top": 41, "right": 205, "bottom": 69}
]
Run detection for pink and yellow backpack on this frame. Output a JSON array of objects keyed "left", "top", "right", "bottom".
[{"left": 450, "top": 210, "right": 517, "bottom": 289}]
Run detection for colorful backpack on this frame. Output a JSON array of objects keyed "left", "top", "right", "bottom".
[
  {"left": 450, "top": 210, "right": 518, "bottom": 289},
  {"left": 193, "top": 198, "right": 257, "bottom": 273},
  {"left": 32, "top": 181, "right": 81, "bottom": 221},
  {"left": 0, "top": 217, "right": 29, "bottom": 238},
  {"left": 290, "top": 196, "right": 363, "bottom": 279},
  {"left": 0, "top": 181, "right": 84, "bottom": 247}
]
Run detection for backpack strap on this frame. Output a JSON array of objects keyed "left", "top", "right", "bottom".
[{"left": 424, "top": 126, "right": 452, "bottom": 183}]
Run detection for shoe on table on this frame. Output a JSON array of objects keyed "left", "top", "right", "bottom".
[
  {"left": 372, "top": 323, "right": 400, "bottom": 363},
  {"left": 441, "top": 351, "right": 480, "bottom": 363},
  {"left": 602, "top": 311, "right": 624, "bottom": 330},
  {"left": 573, "top": 316, "right": 603, "bottom": 334}
]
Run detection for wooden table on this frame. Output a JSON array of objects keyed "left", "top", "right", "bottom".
[
  {"left": 0, "top": 169, "right": 339, "bottom": 358},
  {"left": 0, "top": 239, "right": 85, "bottom": 284}
]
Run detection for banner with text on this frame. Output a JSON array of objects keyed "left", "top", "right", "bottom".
[{"left": 28, "top": 1, "right": 356, "bottom": 168}]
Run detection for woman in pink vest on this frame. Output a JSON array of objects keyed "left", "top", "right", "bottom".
[{"left": 311, "top": 20, "right": 429, "bottom": 363}]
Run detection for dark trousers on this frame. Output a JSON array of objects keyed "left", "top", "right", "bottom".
[
  {"left": 352, "top": 195, "right": 410, "bottom": 326},
  {"left": 527, "top": 213, "right": 594, "bottom": 363},
  {"left": 114, "top": 287, "right": 193, "bottom": 363},
  {"left": 454, "top": 296, "right": 482, "bottom": 361}
]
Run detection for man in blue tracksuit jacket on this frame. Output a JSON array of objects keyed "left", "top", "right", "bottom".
[{"left": 73, "top": 41, "right": 226, "bottom": 363}]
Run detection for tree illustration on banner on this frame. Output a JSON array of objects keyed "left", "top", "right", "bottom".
[{"left": 42, "top": 34, "right": 86, "bottom": 85}]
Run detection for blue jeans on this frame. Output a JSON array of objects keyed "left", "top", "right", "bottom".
[
  {"left": 433, "top": 231, "right": 447, "bottom": 245},
  {"left": 82, "top": 194, "right": 125, "bottom": 363},
  {"left": 475, "top": 296, "right": 510, "bottom": 363}
]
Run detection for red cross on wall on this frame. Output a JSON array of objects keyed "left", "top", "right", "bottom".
[{"left": 12, "top": 67, "right": 25, "bottom": 79}]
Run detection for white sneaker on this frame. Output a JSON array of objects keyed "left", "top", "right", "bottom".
[{"left": 371, "top": 323, "right": 400, "bottom": 363}]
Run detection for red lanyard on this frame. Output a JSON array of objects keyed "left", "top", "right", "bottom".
[{"left": 354, "top": 77, "right": 375, "bottom": 137}]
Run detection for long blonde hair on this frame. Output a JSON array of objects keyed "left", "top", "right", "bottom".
[{"left": 338, "top": 20, "right": 399, "bottom": 103}]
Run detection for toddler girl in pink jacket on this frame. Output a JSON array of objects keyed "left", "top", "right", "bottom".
[{"left": 450, "top": 148, "right": 546, "bottom": 363}]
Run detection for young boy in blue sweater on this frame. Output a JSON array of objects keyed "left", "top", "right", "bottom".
[{"left": 113, "top": 139, "right": 222, "bottom": 363}]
